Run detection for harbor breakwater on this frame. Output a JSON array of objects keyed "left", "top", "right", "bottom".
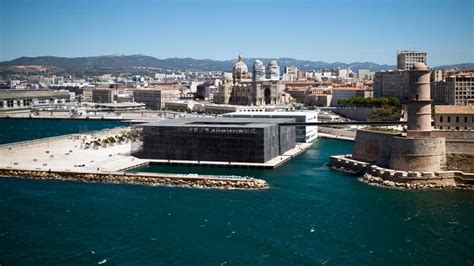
[
  {"left": 0, "top": 169, "right": 268, "bottom": 190},
  {"left": 330, "top": 155, "right": 474, "bottom": 190}
]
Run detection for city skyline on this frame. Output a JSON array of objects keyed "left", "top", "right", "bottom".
[{"left": 1, "top": 0, "right": 473, "bottom": 66}]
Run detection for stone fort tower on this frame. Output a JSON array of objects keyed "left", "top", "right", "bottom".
[
  {"left": 407, "top": 62, "right": 432, "bottom": 137},
  {"left": 352, "top": 62, "right": 446, "bottom": 172},
  {"left": 389, "top": 62, "right": 446, "bottom": 171}
]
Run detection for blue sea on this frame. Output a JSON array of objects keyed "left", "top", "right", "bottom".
[{"left": 0, "top": 118, "right": 473, "bottom": 265}]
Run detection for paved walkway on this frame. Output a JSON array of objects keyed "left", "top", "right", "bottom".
[
  {"left": 318, "top": 133, "right": 355, "bottom": 141},
  {"left": 0, "top": 128, "right": 146, "bottom": 172}
]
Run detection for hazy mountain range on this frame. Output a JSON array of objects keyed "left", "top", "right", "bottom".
[{"left": 0, "top": 54, "right": 472, "bottom": 74}]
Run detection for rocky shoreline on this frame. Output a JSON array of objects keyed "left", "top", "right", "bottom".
[
  {"left": 360, "top": 173, "right": 472, "bottom": 190},
  {"left": 0, "top": 169, "right": 268, "bottom": 190}
]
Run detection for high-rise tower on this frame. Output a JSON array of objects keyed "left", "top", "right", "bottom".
[{"left": 397, "top": 50, "right": 427, "bottom": 70}]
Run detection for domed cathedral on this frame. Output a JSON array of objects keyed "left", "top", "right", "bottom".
[
  {"left": 214, "top": 55, "right": 289, "bottom": 106},
  {"left": 232, "top": 54, "right": 249, "bottom": 82}
]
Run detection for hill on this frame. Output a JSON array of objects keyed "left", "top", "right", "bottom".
[
  {"left": 0, "top": 54, "right": 397, "bottom": 73},
  {"left": 1, "top": 54, "right": 472, "bottom": 74},
  {"left": 432, "top": 63, "right": 474, "bottom": 70}
]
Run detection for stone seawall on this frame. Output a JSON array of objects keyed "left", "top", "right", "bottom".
[
  {"left": 329, "top": 155, "right": 474, "bottom": 189},
  {"left": 0, "top": 169, "right": 268, "bottom": 190}
]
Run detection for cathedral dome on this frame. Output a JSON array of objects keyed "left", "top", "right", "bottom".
[{"left": 233, "top": 55, "right": 248, "bottom": 80}]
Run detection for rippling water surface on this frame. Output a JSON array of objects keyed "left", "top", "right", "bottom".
[{"left": 0, "top": 119, "right": 473, "bottom": 265}]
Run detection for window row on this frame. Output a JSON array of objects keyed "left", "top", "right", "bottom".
[{"left": 438, "top": 115, "right": 474, "bottom": 123}]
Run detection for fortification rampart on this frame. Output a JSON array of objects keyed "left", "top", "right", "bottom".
[
  {"left": 446, "top": 153, "right": 474, "bottom": 173},
  {"left": 352, "top": 129, "right": 401, "bottom": 167},
  {"left": 431, "top": 130, "right": 474, "bottom": 140},
  {"left": 431, "top": 131, "right": 474, "bottom": 154},
  {"left": 352, "top": 129, "right": 448, "bottom": 172},
  {"left": 430, "top": 130, "right": 474, "bottom": 171},
  {"left": 390, "top": 137, "right": 445, "bottom": 172}
]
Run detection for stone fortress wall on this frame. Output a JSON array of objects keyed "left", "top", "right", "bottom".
[
  {"left": 352, "top": 129, "right": 400, "bottom": 167},
  {"left": 431, "top": 130, "right": 474, "bottom": 172},
  {"left": 351, "top": 129, "right": 473, "bottom": 173},
  {"left": 390, "top": 136, "right": 445, "bottom": 172},
  {"left": 332, "top": 62, "right": 473, "bottom": 187},
  {"left": 431, "top": 131, "right": 474, "bottom": 154}
]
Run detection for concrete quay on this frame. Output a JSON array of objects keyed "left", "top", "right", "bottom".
[{"left": 329, "top": 154, "right": 474, "bottom": 190}]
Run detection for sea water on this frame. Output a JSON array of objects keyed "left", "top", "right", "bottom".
[{"left": 0, "top": 119, "right": 473, "bottom": 265}]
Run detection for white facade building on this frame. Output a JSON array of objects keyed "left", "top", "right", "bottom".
[{"left": 223, "top": 111, "right": 319, "bottom": 143}]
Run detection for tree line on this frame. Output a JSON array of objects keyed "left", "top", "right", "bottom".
[{"left": 337, "top": 97, "right": 400, "bottom": 106}]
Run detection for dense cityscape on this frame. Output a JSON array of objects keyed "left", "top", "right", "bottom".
[{"left": 0, "top": 0, "right": 473, "bottom": 265}]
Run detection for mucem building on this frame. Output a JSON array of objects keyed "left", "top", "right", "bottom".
[{"left": 132, "top": 117, "right": 296, "bottom": 163}]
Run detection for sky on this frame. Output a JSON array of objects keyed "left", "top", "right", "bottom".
[{"left": 0, "top": 0, "right": 473, "bottom": 66}]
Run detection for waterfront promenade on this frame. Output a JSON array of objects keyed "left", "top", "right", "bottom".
[
  {"left": 0, "top": 127, "right": 144, "bottom": 173},
  {"left": 317, "top": 126, "right": 356, "bottom": 141},
  {"left": 0, "top": 109, "right": 199, "bottom": 122}
]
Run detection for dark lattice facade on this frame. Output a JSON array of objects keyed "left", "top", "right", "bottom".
[{"left": 132, "top": 118, "right": 296, "bottom": 163}]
